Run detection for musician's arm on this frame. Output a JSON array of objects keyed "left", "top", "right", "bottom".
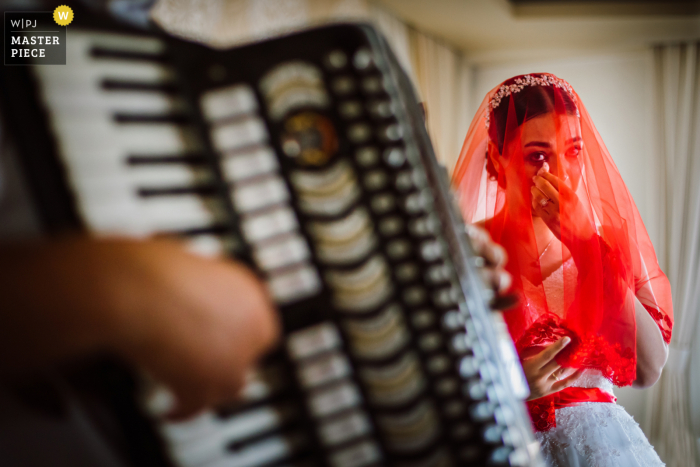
[{"left": 0, "top": 237, "right": 279, "bottom": 417}]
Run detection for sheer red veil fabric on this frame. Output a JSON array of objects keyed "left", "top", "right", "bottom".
[{"left": 452, "top": 74, "right": 672, "bottom": 392}]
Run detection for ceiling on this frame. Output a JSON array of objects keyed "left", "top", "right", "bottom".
[{"left": 375, "top": 0, "right": 700, "bottom": 63}]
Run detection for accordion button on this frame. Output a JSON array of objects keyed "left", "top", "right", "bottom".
[
  {"left": 507, "top": 448, "right": 531, "bottom": 467},
  {"left": 356, "top": 146, "right": 379, "bottom": 167},
  {"left": 370, "top": 193, "right": 396, "bottom": 214},
  {"left": 318, "top": 411, "right": 372, "bottom": 446},
  {"left": 348, "top": 123, "right": 372, "bottom": 143},
  {"left": 494, "top": 405, "right": 516, "bottom": 426},
  {"left": 308, "top": 382, "right": 362, "bottom": 417},
  {"left": 363, "top": 170, "right": 388, "bottom": 191},
  {"left": 326, "top": 50, "right": 348, "bottom": 70},
  {"left": 386, "top": 239, "right": 412, "bottom": 259},
  {"left": 442, "top": 310, "right": 466, "bottom": 330},
  {"left": 450, "top": 333, "right": 470, "bottom": 354},
  {"left": 380, "top": 123, "right": 403, "bottom": 142},
  {"left": 339, "top": 100, "right": 363, "bottom": 119},
  {"left": 287, "top": 322, "right": 342, "bottom": 360},
  {"left": 332, "top": 76, "right": 356, "bottom": 95},
  {"left": 452, "top": 423, "right": 476, "bottom": 441},
  {"left": 409, "top": 215, "right": 440, "bottom": 237},
  {"left": 443, "top": 400, "right": 465, "bottom": 418},
  {"left": 221, "top": 146, "right": 279, "bottom": 182},
  {"left": 483, "top": 423, "right": 505, "bottom": 443},
  {"left": 471, "top": 401, "right": 497, "bottom": 422},
  {"left": 378, "top": 216, "right": 404, "bottom": 237},
  {"left": 330, "top": 440, "right": 382, "bottom": 467},
  {"left": 466, "top": 379, "right": 488, "bottom": 400},
  {"left": 367, "top": 100, "right": 394, "bottom": 119},
  {"left": 502, "top": 426, "right": 523, "bottom": 447},
  {"left": 418, "top": 332, "right": 442, "bottom": 352},
  {"left": 489, "top": 446, "right": 515, "bottom": 465},
  {"left": 459, "top": 356, "right": 480, "bottom": 377},
  {"left": 395, "top": 170, "right": 415, "bottom": 192},
  {"left": 433, "top": 286, "right": 460, "bottom": 307},
  {"left": 410, "top": 310, "right": 435, "bottom": 329},
  {"left": 353, "top": 48, "right": 374, "bottom": 71},
  {"left": 383, "top": 147, "right": 406, "bottom": 167},
  {"left": 426, "top": 354, "right": 450, "bottom": 374},
  {"left": 297, "top": 352, "right": 352, "bottom": 388},
  {"left": 403, "top": 286, "right": 427, "bottom": 306},
  {"left": 425, "top": 264, "right": 452, "bottom": 284},
  {"left": 267, "top": 264, "right": 322, "bottom": 304},
  {"left": 435, "top": 377, "right": 458, "bottom": 396},
  {"left": 361, "top": 76, "right": 386, "bottom": 94},
  {"left": 405, "top": 192, "right": 432, "bottom": 214},
  {"left": 420, "top": 240, "right": 443, "bottom": 261},
  {"left": 200, "top": 84, "right": 258, "bottom": 121},
  {"left": 395, "top": 262, "right": 418, "bottom": 282},
  {"left": 241, "top": 207, "right": 298, "bottom": 242}
]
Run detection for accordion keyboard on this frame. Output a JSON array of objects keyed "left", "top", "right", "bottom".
[{"left": 11, "top": 16, "right": 543, "bottom": 467}]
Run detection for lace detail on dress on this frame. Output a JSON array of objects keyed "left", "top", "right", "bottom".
[
  {"left": 535, "top": 403, "right": 664, "bottom": 467},
  {"left": 515, "top": 314, "right": 636, "bottom": 387},
  {"left": 573, "top": 369, "right": 614, "bottom": 395}
]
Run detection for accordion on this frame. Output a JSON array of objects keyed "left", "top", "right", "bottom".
[{"left": 0, "top": 8, "right": 543, "bottom": 467}]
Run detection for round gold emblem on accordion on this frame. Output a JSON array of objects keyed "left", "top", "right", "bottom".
[{"left": 281, "top": 111, "right": 338, "bottom": 166}]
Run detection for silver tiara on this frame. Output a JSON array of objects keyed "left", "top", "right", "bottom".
[{"left": 485, "top": 74, "right": 578, "bottom": 129}]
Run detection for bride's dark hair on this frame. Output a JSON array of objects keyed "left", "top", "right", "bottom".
[{"left": 485, "top": 81, "right": 579, "bottom": 179}]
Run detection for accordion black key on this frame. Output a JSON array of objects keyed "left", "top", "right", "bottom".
[{"left": 0, "top": 9, "right": 543, "bottom": 467}]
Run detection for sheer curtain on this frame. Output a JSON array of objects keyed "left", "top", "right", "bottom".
[
  {"left": 369, "top": 4, "right": 472, "bottom": 171},
  {"left": 409, "top": 28, "right": 472, "bottom": 172},
  {"left": 647, "top": 42, "right": 700, "bottom": 467}
]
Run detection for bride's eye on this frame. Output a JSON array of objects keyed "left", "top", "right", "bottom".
[
  {"left": 528, "top": 152, "right": 547, "bottom": 163},
  {"left": 566, "top": 145, "right": 582, "bottom": 158}
]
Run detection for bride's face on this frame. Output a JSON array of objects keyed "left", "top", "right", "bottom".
[{"left": 501, "top": 111, "right": 583, "bottom": 210}]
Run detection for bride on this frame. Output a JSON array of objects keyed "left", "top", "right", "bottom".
[{"left": 452, "top": 73, "right": 673, "bottom": 466}]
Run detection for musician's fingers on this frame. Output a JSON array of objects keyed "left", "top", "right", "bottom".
[
  {"left": 551, "top": 368, "right": 585, "bottom": 392},
  {"left": 484, "top": 243, "right": 508, "bottom": 268},
  {"left": 165, "top": 384, "right": 212, "bottom": 420},
  {"left": 485, "top": 268, "right": 512, "bottom": 293},
  {"left": 490, "top": 293, "right": 519, "bottom": 310},
  {"left": 466, "top": 225, "right": 507, "bottom": 267},
  {"left": 534, "top": 336, "right": 571, "bottom": 369}
]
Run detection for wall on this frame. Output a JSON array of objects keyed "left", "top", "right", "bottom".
[{"left": 469, "top": 49, "right": 660, "bottom": 432}]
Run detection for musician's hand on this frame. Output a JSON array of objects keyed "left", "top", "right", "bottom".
[
  {"left": 521, "top": 337, "right": 583, "bottom": 400},
  {"left": 108, "top": 239, "right": 280, "bottom": 419},
  {"left": 466, "top": 224, "right": 516, "bottom": 309},
  {"left": 0, "top": 237, "right": 279, "bottom": 419}
]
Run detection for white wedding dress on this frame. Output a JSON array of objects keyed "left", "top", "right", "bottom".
[{"left": 524, "top": 259, "right": 665, "bottom": 467}]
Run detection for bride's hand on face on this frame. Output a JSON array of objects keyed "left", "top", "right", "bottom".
[
  {"left": 522, "top": 337, "right": 584, "bottom": 400},
  {"left": 530, "top": 170, "right": 595, "bottom": 245}
]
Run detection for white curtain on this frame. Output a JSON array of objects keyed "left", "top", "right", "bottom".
[
  {"left": 368, "top": 3, "right": 416, "bottom": 86},
  {"left": 409, "top": 29, "right": 472, "bottom": 172},
  {"left": 647, "top": 42, "right": 700, "bottom": 467},
  {"left": 370, "top": 3, "right": 473, "bottom": 171}
]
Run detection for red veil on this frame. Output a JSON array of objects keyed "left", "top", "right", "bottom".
[{"left": 452, "top": 74, "right": 673, "bottom": 392}]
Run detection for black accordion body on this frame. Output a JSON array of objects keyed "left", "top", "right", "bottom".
[{"left": 0, "top": 8, "right": 543, "bottom": 467}]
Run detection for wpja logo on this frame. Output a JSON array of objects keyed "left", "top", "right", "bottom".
[{"left": 4, "top": 6, "right": 70, "bottom": 65}]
